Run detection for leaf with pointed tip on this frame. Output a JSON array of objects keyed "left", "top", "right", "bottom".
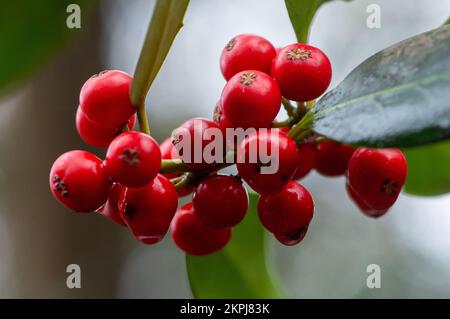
[{"left": 312, "top": 25, "right": 450, "bottom": 147}]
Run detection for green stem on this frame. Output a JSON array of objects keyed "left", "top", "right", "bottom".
[
  {"left": 137, "top": 102, "right": 151, "bottom": 135},
  {"left": 288, "top": 112, "right": 314, "bottom": 141},
  {"left": 282, "top": 97, "right": 295, "bottom": 117}
]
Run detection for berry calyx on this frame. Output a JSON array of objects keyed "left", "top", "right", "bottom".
[
  {"left": 170, "top": 203, "right": 232, "bottom": 256},
  {"left": 193, "top": 175, "right": 248, "bottom": 229},
  {"left": 220, "top": 34, "right": 276, "bottom": 80},
  {"left": 76, "top": 106, "right": 135, "bottom": 148},
  {"left": 49, "top": 150, "right": 111, "bottom": 212},
  {"left": 105, "top": 131, "right": 161, "bottom": 188},
  {"left": 257, "top": 180, "right": 314, "bottom": 236},
  {"left": 171, "top": 118, "right": 225, "bottom": 170},
  {"left": 347, "top": 148, "right": 407, "bottom": 211},
  {"left": 314, "top": 140, "right": 355, "bottom": 176},
  {"left": 79, "top": 70, "right": 136, "bottom": 128},
  {"left": 274, "top": 226, "right": 308, "bottom": 246},
  {"left": 119, "top": 174, "right": 178, "bottom": 244},
  {"left": 221, "top": 70, "right": 281, "bottom": 129},
  {"left": 96, "top": 183, "right": 127, "bottom": 226},
  {"left": 271, "top": 43, "right": 332, "bottom": 102},
  {"left": 345, "top": 181, "right": 388, "bottom": 218},
  {"left": 237, "top": 129, "right": 299, "bottom": 195}
]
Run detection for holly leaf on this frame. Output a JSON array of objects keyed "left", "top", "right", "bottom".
[
  {"left": 130, "top": 0, "right": 189, "bottom": 106},
  {"left": 186, "top": 192, "right": 282, "bottom": 298},
  {"left": 0, "top": 0, "right": 96, "bottom": 95},
  {"left": 285, "top": 0, "right": 352, "bottom": 43},
  {"left": 312, "top": 25, "right": 450, "bottom": 147}
]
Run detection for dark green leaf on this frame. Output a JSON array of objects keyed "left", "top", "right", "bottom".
[
  {"left": 403, "top": 140, "right": 450, "bottom": 196},
  {"left": 186, "top": 192, "right": 282, "bottom": 298},
  {"left": 0, "top": 0, "right": 95, "bottom": 94},
  {"left": 130, "top": 0, "right": 189, "bottom": 106},
  {"left": 312, "top": 25, "right": 450, "bottom": 147}
]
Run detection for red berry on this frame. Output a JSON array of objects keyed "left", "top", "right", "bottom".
[
  {"left": 293, "top": 142, "right": 316, "bottom": 180},
  {"left": 272, "top": 43, "right": 332, "bottom": 102},
  {"left": 76, "top": 106, "right": 135, "bottom": 148},
  {"left": 220, "top": 34, "right": 276, "bottom": 80},
  {"left": 237, "top": 129, "right": 299, "bottom": 195},
  {"left": 193, "top": 175, "right": 248, "bottom": 229},
  {"left": 160, "top": 138, "right": 193, "bottom": 197},
  {"left": 119, "top": 174, "right": 178, "bottom": 244},
  {"left": 105, "top": 131, "right": 161, "bottom": 188},
  {"left": 345, "top": 181, "right": 388, "bottom": 218},
  {"left": 257, "top": 180, "right": 314, "bottom": 235},
  {"left": 314, "top": 140, "right": 355, "bottom": 176},
  {"left": 96, "top": 183, "right": 127, "bottom": 226},
  {"left": 221, "top": 70, "right": 281, "bottom": 129},
  {"left": 274, "top": 226, "right": 308, "bottom": 246},
  {"left": 172, "top": 118, "right": 225, "bottom": 170},
  {"left": 347, "top": 148, "right": 407, "bottom": 211},
  {"left": 79, "top": 70, "right": 136, "bottom": 128},
  {"left": 170, "top": 203, "right": 232, "bottom": 256},
  {"left": 49, "top": 150, "right": 111, "bottom": 212},
  {"left": 213, "top": 100, "right": 233, "bottom": 134}
]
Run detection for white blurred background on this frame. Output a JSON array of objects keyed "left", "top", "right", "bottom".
[{"left": 0, "top": 0, "right": 449, "bottom": 298}]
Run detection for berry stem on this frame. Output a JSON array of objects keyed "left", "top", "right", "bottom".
[
  {"left": 288, "top": 112, "right": 314, "bottom": 141},
  {"left": 137, "top": 102, "right": 151, "bottom": 135},
  {"left": 282, "top": 97, "right": 295, "bottom": 117}
]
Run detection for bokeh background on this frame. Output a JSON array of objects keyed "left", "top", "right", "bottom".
[{"left": 0, "top": 0, "right": 450, "bottom": 298}]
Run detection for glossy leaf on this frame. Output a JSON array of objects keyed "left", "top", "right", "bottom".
[
  {"left": 130, "top": 0, "right": 189, "bottom": 106},
  {"left": 186, "top": 192, "right": 282, "bottom": 298},
  {"left": 0, "top": 0, "right": 95, "bottom": 94},
  {"left": 312, "top": 25, "right": 450, "bottom": 147}
]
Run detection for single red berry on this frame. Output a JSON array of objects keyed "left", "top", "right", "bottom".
[
  {"left": 49, "top": 150, "right": 111, "bottom": 212},
  {"left": 160, "top": 137, "right": 193, "bottom": 197},
  {"left": 257, "top": 180, "right": 314, "bottom": 235},
  {"left": 105, "top": 131, "right": 161, "bottom": 188},
  {"left": 221, "top": 70, "right": 281, "bottom": 129},
  {"left": 293, "top": 142, "right": 316, "bottom": 180},
  {"left": 170, "top": 203, "right": 232, "bottom": 256},
  {"left": 76, "top": 106, "right": 136, "bottom": 148},
  {"left": 236, "top": 129, "right": 299, "bottom": 195},
  {"left": 272, "top": 43, "right": 332, "bottom": 102},
  {"left": 220, "top": 34, "right": 276, "bottom": 80},
  {"left": 193, "top": 175, "right": 248, "bottom": 229},
  {"left": 96, "top": 183, "right": 127, "bottom": 226},
  {"left": 314, "top": 140, "right": 355, "bottom": 176},
  {"left": 119, "top": 174, "right": 178, "bottom": 244},
  {"left": 79, "top": 70, "right": 136, "bottom": 128},
  {"left": 274, "top": 226, "right": 308, "bottom": 246},
  {"left": 347, "top": 148, "right": 407, "bottom": 211},
  {"left": 172, "top": 118, "right": 225, "bottom": 170},
  {"left": 345, "top": 181, "right": 388, "bottom": 218}
]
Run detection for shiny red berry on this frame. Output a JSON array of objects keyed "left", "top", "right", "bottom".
[
  {"left": 257, "top": 180, "right": 314, "bottom": 236},
  {"left": 274, "top": 226, "right": 308, "bottom": 246},
  {"left": 79, "top": 70, "right": 136, "bottom": 128},
  {"left": 96, "top": 183, "right": 127, "bottom": 226},
  {"left": 105, "top": 131, "right": 161, "bottom": 188},
  {"left": 314, "top": 140, "right": 355, "bottom": 176},
  {"left": 220, "top": 34, "right": 276, "bottom": 80},
  {"left": 347, "top": 148, "right": 407, "bottom": 211},
  {"left": 170, "top": 203, "right": 232, "bottom": 256},
  {"left": 172, "top": 118, "right": 225, "bottom": 170},
  {"left": 272, "top": 43, "right": 332, "bottom": 102},
  {"left": 76, "top": 106, "right": 135, "bottom": 148},
  {"left": 193, "top": 175, "right": 248, "bottom": 229},
  {"left": 293, "top": 142, "right": 316, "bottom": 180},
  {"left": 221, "top": 70, "right": 281, "bottom": 129},
  {"left": 49, "top": 150, "right": 111, "bottom": 212},
  {"left": 160, "top": 137, "right": 193, "bottom": 197},
  {"left": 119, "top": 174, "right": 178, "bottom": 244},
  {"left": 237, "top": 129, "right": 299, "bottom": 195},
  {"left": 346, "top": 181, "right": 388, "bottom": 218}
]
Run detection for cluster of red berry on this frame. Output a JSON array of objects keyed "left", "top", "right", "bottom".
[{"left": 49, "top": 34, "right": 407, "bottom": 256}]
